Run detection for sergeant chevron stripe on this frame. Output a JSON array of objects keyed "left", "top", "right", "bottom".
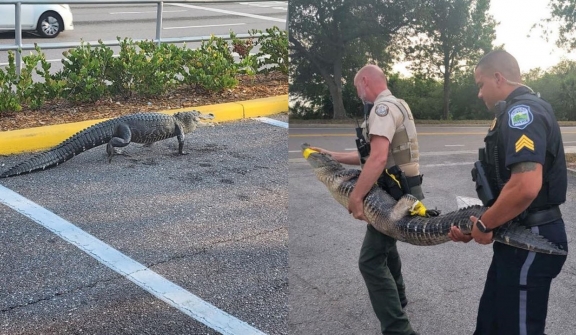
[{"left": 515, "top": 134, "right": 534, "bottom": 152}]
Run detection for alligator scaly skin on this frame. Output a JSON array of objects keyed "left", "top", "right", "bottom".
[
  {"left": 302, "top": 143, "right": 567, "bottom": 255},
  {"left": 0, "top": 111, "right": 213, "bottom": 178}
]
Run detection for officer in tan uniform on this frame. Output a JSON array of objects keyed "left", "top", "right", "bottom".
[
  {"left": 360, "top": 80, "right": 424, "bottom": 200},
  {"left": 312, "top": 65, "right": 432, "bottom": 335}
]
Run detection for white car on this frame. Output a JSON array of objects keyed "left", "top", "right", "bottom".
[{"left": 0, "top": 4, "right": 74, "bottom": 38}]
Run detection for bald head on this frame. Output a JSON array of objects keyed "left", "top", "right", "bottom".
[
  {"left": 354, "top": 64, "right": 388, "bottom": 103},
  {"left": 476, "top": 50, "right": 521, "bottom": 82},
  {"left": 354, "top": 64, "right": 388, "bottom": 86}
]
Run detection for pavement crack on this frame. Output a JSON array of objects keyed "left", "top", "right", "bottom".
[
  {"left": 144, "top": 227, "right": 287, "bottom": 269},
  {"left": 1, "top": 275, "right": 123, "bottom": 313},
  {"left": 290, "top": 272, "right": 328, "bottom": 296}
]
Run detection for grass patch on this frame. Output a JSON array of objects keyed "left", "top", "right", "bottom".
[{"left": 566, "top": 153, "right": 576, "bottom": 163}]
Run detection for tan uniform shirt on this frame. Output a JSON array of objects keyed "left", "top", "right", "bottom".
[{"left": 361, "top": 89, "right": 420, "bottom": 177}]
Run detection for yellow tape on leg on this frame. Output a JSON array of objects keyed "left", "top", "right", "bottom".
[
  {"left": 303, "top": 148, "right": 318, "bottom": 159},
  {"left": 409, "top": 200, "right": 428, "bottom": 217}
]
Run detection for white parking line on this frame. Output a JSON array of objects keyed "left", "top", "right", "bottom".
[
  {"left": 169, "top": 3, "right": 285, "bottom": 23},
  {"left": 0, "top": 185, "right": 266, "bottom": 335},
  {"left": 238, "top": 2, "right": 287, "bottom": 11},
  {"left": 254, "top": 117, "right": 288, "bottom": 128},
  {"left": 110, "top": 10, "right": 188, "bottom": 14},
  {"left": 165, "top": 23, "right": 245, "bottom": 30}
]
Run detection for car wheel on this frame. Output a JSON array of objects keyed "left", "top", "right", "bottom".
[{"left": 36, "top": 11, "right": 63, "bottom": 38}]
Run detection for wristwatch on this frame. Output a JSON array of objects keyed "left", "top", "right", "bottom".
[{"left": 475, "top": 218, "right": 493, "bottom": 233}]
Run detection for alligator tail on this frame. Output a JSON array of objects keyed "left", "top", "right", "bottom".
[
  {"left": 493, "top": 223, "right": 568, "bottom": 255},
  {"left": 0, "top": 120, "right": 117, "bottom": 178}
]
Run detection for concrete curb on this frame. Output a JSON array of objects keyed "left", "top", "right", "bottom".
[{"left": 0, "top": 95, "right": 288, "bottom": 155}]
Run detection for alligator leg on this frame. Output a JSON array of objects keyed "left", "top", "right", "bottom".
[
  {"left": 175, "top": 124, "right": 187, "bottom": 155},
  {"left": 107, "top": 123, "right": 132, "bottom": 163}
]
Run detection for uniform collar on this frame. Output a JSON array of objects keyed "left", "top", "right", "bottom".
[
  {"left": 493, "top": 86, "right": 534, "bottom": 117},
  {"left": 375, "top": 89, "right": 392, "bottom": 101},
  {"left": 505, "top": 86, "right": 533, "bottom": 104}
]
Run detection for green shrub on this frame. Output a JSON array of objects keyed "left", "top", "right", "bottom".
[
  {"left": 0, "top": 51, "right": 21, "bottom": 112},
  {"left": 252, "top": 26, "right": 288, "bottom": 75},
  {"left": 60, "top": 40, "right": 115, "bottom": 103},
  {"left": 0, "top": 29, "right": 288, "bottom": 113},
  {"left": 17, "top": 45, "right": 65, "bottom": 109},
  {"left": 182, "top": 35, "right": 238, "bottom": 92},
  {"left": 230, "top": 31, "right": 258, "bottom": 75}
]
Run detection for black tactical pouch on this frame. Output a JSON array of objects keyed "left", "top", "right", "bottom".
[
  {"left": 471, "top": 149, "right": 496, "bottom": 206},
  {"left": 355, "top": 128, "right": 371, "bottom": 165},
  {"left": 377, "top": 166, "right": 411, "bottom": 201},
  {"left": 355, "top": 102, "right": 374, "bottom": 165}
]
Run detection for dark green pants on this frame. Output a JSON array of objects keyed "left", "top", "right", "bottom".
[{"left": 359, "top": 224, "right": 415, "bottom": 335}]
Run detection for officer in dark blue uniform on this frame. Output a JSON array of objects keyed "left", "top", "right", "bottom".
[{"left": 449, "top": 50, "right": 568, "bottom": 335}]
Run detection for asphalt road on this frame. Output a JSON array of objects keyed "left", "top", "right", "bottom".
[
  {"left": 0, "top": 1, "right": 287, "bottom": 72},
  {"left": 289, "top": 124, "right": 576, "bottom": 335},
  {"left": 0, "top": 114, "right": 288, "bottom": 335}
]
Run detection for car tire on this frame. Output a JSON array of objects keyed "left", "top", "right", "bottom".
[{"left": 36, "top": 11, "right": 63, "bottom": 38}]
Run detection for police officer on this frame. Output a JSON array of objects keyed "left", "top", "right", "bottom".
[
  {"left": 449, "top": 50, "right": 568, "bottom": 335},
  {"left": 312, "top": 64, "right": 429, "bottom": 335}
]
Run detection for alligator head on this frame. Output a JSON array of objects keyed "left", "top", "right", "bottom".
[{"left": 175, "top": 110, "right": 215, "bottom": 133}]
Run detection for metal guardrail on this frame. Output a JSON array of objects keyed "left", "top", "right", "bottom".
[{"left": 0, "top": 0, "right": 287, "bottom": 74}]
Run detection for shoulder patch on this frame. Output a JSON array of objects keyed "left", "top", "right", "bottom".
[
  {"left": 375, "top": 104, "right": 389, "bottom": 117},
  {"left": 508, "top": 105, "right": 533, "bottom": 130},
  {"left": 515, "top": 134, "right": 535, "bottom": 152}
]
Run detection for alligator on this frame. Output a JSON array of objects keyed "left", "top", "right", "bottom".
[
  {"left": 301, "top": 143, "right": 567, "bottom": 255},
  {"left": 0, "top": 111, "right": 214, "bottom": 178}
]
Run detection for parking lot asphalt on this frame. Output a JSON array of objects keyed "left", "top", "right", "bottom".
[{"left": 0, "top": 97, "right": 288, "bottom": 335}]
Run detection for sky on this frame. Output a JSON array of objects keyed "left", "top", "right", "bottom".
[
  {"left": 490, "top": 0, "right": 576, "bottom": 73},
  {"left": 393, "top": 0, "right": 576, "bottom": 75}
]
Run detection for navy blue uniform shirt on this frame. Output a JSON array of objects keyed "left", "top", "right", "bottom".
[{"left": 495, "top": 87, "right": 567, "bottom": 206}]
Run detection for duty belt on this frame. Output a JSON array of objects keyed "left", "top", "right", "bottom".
[
  {"left": 521, "top": 206, "right": 562, "bottom": 227},
  {"left": 406, "top": 175, "right": 423, "bottom": 188}
]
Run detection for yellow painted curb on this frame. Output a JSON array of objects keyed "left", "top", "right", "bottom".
[
  {"left": 0, "top": 95, "right": 288, "bottom": 155},
  {"left": 242, "top": 95, "right": 289, "bottom": 118}
]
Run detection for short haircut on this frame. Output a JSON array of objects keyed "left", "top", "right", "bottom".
[
  {"left": 476, "top": 50, "right": 521, "bottom": 82},
  {"left": 355, "top": 64, "right": 387, "bottom": 85}
]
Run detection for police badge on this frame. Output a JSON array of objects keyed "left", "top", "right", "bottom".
[
  {"left": 508, "top": 105, "right": 533, "bottom": 130},
  {"left": 375, "top": 104, "right": 389, "bottom": 117},
  {"left": 489, "top": 117, "right": 497, "bottom": 131}
]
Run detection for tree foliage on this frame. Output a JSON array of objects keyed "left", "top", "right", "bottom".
[
  {"left": 542, "top": 0, "right": 576, "bottom": 50},
  {"left": 398, "top": 0, "right": 496, "bottom": 119},
  {"left": 289, "top": 0, "right": 576, "bottom": 122},
  {"left": 524, "top": 60, "right": 576, "bottom": 120},
  {"left": 289, "top": 0, "right": 419, "bottom": 119}
]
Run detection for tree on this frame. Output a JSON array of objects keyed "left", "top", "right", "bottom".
[
  {"left": 524, "top": 60, "right": 576, "bottom": 120},
  {"left": 398, "top": 0, "right": 496, "bottom": 119},
  {"left": 542, "top": 0, "right": 576, "bottom": 50},
  {"left": 289, "top": 0, "right": 419, "bottom": 119},
  {"left": 387, "top": 73, "right": 444, "bottom": 119}
]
